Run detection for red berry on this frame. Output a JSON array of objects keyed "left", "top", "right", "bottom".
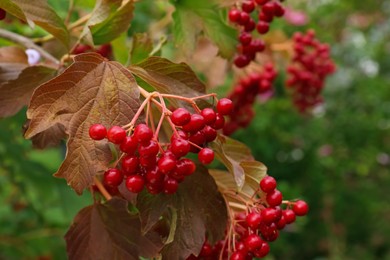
[
  {"left": 96, "top": 44, "right": 112, "bottom": 58},
  {"left": 146, "top": 167, "right": 164, "bottom": 184},
  {"left": 121, "top": 155, "right": 139, "bottom": 175},
  {"left": 120, "top": 136, "right": 138, "bottom": 154},
  {"left": 266, "top": 189, "right": 283, "bottom": 207},
  {"left": 199, "top": 242, "right": 213, "bottom": 257},
  {"left": 175, "top": 158, "right": 196, "bottom": 176},
  {"left": 171, "top": 130, "right": 188, "bottom": 142},
  {"left": 262, "top": 2, "right": 275, "bottom": 16},
  {"left": 238, "top": 12, "right": 250, "bottom": 25},
  {"left": 239, "top": 32, "right": 252, "bottom": 46},
  {"left": 171, "top": 108, "right": 191, "bottom": 126},
  {"left": 228, "top": 9, "right": 241, "bottom": 23},
  {"left": 202, "top": 125, "right": 217, "bottom": 142},
  {"left": 182, "top": 114, "right": 206, "bottom": 133},
  {"left": 0, "top": 9, "right": 6, "bottom": 20},
  {"left": 255, "top": 0, "right": 269, "bottom": 5},
  {"left": 230, "top": 251, "right": 246, "bottom": 260},
  {"left": 260, "top": 176, "right": 277, "bottom": 193},
  {"left": 244, "top": 19, "right": 256, "bottom": 32},
  {"left": 138, "top": 140, "right": 159, "bottom": 157},
  {"left": 251, "top": 39, "right": 266, "bottom": 52},
  {"left": 254, "top": 242, "right": 270, "bottom": 258},
  {"left": 107, "top": 126, "right": 126, "bottom": 144},
  {"left": 201, "top": 108, "right": 217, "bottom": 125},
  {"left": 276, "top": 215, "right": 286, "bottom": 229},
  {"left": 134, "top": 124, "right": 153, "bottom": 143},
  {"left": 293, "top": 200, "right": 309, "bottom": 216},
  {"left": 234, "top": 55, "right": 250, "bottom": 68},
  {"left": 158, "top": 155, "right": 177, "bottom": 174},
  {"left": 170, "top": 138, "right": 190, "bottom": 158},
  {"left": 244, "top": 234, "right": 263, "bottom": 251},
  {"left": 72, "top": 44, "right": 92, "bottom": 54},
  {"left": 273, "top": 2, "right": 285, "bottom": 17},
  {"left": 198, "top": 148, "right": 214, "bottom": 164},
  {"left": 163, "top": 178, "right": 179, "bottom": 194},
  {"left": 242, "top": 1, "right": 255, "bottom": 13},
  {"left": 125, "top": 175, "right": 145, "bottom": 193},
  {"left": 283, "top": 209, "right": 296, "bottom": 224},
  {"left": 89, "top": 124, "right": 107, "bottom": 140},
  {"left": 258, "top": 11, "right": 273, "bottom": 22},
  {"left": 261, "top": 208, "right": 278, "bottom": 224},
  {"left": 213, "top": 113, "right": 225, "bottom": 130},
  {"left": 246, "top": 212, "right": 262, "bottom": 230},
  {"left": 140, "top": 155, "right": 157, "bottom": 169},
  {"left": 217, "top": 98, "right": 233, "bottom": 116},
  {"left": 103, "top": 168, "right": 123, "bottom": 187},
  {"left": 256, "top": 21, "right": 270, "bottom": 34}
]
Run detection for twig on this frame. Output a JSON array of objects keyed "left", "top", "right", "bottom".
[
  {"left": 0, "top": 29, "right": 60, "bottom": 65},
  {"left": 94, "top": 176, "right": 112, "bottom": 200}
]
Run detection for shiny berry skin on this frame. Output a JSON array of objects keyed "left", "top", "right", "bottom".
[
  {"left": 239, "top": 32, "right": 252, "bottom": 46},
  {"left": 140, "top": 155, "right": 157, "bottom": 169},
  {"left": 203, "top": 126, "right": 217, "bottom": 142},
  {"left": 103, "top": 168, "right": 123, "bottom": 187},
  {"left": 171, "top": 130, "right": 188, "bottom": 142},
  {"left": 107, "top": 126, "right": 126, "bottom": 144},
  {"left": 199, "top": 242, "right": 213, "bottom": 257},
  {"left": 293, "top": 200, "right": 309, "bottom": 216},
  {"left": 134, "top": 124, "right": 153, "bottom": 143},
  {"left": 244, "top": 19, "right": 256, "bottom": 32},
  {"left": 242, "top": 1, "right": 255, "bottom": 13},
  {"left": 234, "top": 55, "right": 250, "bottom": 68},
  {"left": 260, "top": 176, "right": 277, "bottom": 193},
  {"left": 175, "top": 158, "right": 196, "bottom": 176},
  {"left": 182, "top": 114, "right": 206, "bottom": 133},
  {"left": 0, "top": 9, "right": 6, "bottom": 20},
  {"left": 72, "top": 44, "right": 92, "bottom": 54},
  {"left": 254, "top": 242, "right": 270, "bottom": 258},
  {"left": 261, "top": 208, "right": 278, "bottom": 224},
  {"left": 228, "top": 9, "right": 241, "bottom": 23},
  {"left": 273, "top": 2, "right": 285, "bottom": 17},
  {"left": 283, "top": 209, "right": 296, "bottom": 224},
  {"left": 163, "top": 178, "right": 179, "bottom": 194},
  {"left": 121, "top": 155, "right": 139, "bottom": 174},
  {"left": 138, "top": 140, "right": 159, "bottom": 157},
  {"left": 125, "top": 175, "right": 145, "bottom": 193},
  {"left": 246, "top": 212, "right": 262, "bottom": 230},
  {"left": 217, "top": 98, "right": 233, "bottom": 115},
  {"left": 256, "top": 21, "right": 270, "bottom": 34},
  {"left": 201, "top": 108, "right": 217, "bottom": 125},
  {"left": 230, "top": 251, "right": 246, "bottom": 260},
  {"left": 120, "top": 136, "right": 138, "bottom": 154},
  {"left": 276, "top": 215, "right": 286, "bottom": 229},
  {"left": 171, "top": 108, "right": 191, "bottom": 126},
  {"left": 262, "top": 2, "right": 275, "bottom": 16},
  {"left": 213, "top": 113, "right": 225, "bottom": 130},
  {"left": 89, "top": 124, "right": 107, "bottom": 140},
  {"left": 238, "top": 12, "right": 250, "bottom": 25},
  {"left": 171, "top": 138, "right": 190, "bottom": 158},
  {"left": 158, "top": 156, "right": 176, "bottom": 174},
  {"left": 198, "top": 148, "right": 214, "bottom": 164},
  {"left": 266, "top": 189, "right": 283, "bottom": 207},
  {"left": 244, "top": 234, "right": 263, "bottom": 251}
]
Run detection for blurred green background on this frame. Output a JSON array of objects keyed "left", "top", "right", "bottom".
[{"left": 1, "top": 0, "right": 389, "bottom": 259}]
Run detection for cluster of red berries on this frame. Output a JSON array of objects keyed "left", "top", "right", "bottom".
[
  {"left": 187, "top": 175, "right": 308, "bottom": 259},
  {"left": 89, "top": 98, "right": 233, "bottom": 195},
  {"left": 228, "top": 0, "right": 285, "bottom": 68},
  {"left": 72, "top": 43, "right": 112, "bottom": 58},
  {"left": 0, "top": 8, "right": 6, "bottom": 20},
  {"left": 286, "top": 30, "right": 336, "bottom": 113},
  {"left": 223, "top": 63, "right": 277, "bottom": 135}
]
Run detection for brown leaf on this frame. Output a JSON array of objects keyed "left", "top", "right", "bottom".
[
  {"left": 0, "top": 65, "right": 56, "bottom": 118},
  {"left": 0, "top": 46, "right": 28, "bottom": 64},
  {"left": 128, "top": 56, "right": 206, "bottom": 108},
  {"left": 26, "top": 122, "right": 66, "bottom": 149},
  {"left": 129, "top": 33, "right": 153, "bottom": 65},
  {"left": 25, "top": 53, "right": 141, "bottom": 194},
  {"left": 210, "top": 134, "right": 255, "bottom": 189},
  {"left": 65, "top": 198, "right": 141, "bottom": 260},
  {"left": 137, "top": 166, "right": 228, "bottom": 259}
]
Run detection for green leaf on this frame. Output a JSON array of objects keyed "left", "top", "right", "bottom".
[
  {"left": 129, "top": 33, "right": 153, "bottom": 65},
  {"left": 82, "top": 0, "right": 134, "bottom": 45},
  {"left": 137, "top": 166, "right": 228, "bottom": 259},
  {"left": 0, "top": 0, "right": 69, "bottom": 47}
]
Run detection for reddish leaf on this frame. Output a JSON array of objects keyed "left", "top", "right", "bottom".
[
  {"left": 0, "top": 46, "right": 28, "bottom": 86},
  {"left": 23, "top": 121, "right": 66, "bottom": 149},
  {"left": 65, "top": 198, "right": 141, "bottom": 260},
  {"left": 24, "top": 53, "right": 141, "bottom": 194},
  {"left": 128, "top": 57, "right": 207, "bottom": 108},
  {"left": 137, "top": 166, "right": 228, "bottom": 259},
  {"left": 0, "top": 65, "right": 56, "bottom": 118}
]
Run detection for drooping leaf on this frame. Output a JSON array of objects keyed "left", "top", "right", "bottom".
[
  {"left": 0, "top": 46, "right": 28, "bottom": 86},
  {"left": 81, "top": 0, "right": 134, "bottom": 45},
  {"left": 129, "top": 33, "right": 153, "bottom": 65},
  {"left": 128, "top": 57, "right": 206, "bottom": 108},
  {"left": 0, "top": 0, "right": 69, "bottom": 47},
  {"left": 65, "top": 198, "right": 141, "bottom": 260},
  {"left": 24, "top": 53, "right": 141, "bottom": 194},
  {"left": 137, "top": 166, "right": 228, "bottom": 259},
  {"left": 23, "top": 121, "right": 66, "bottom": 149},
  {"left": 0, "top": 65, "right": 56, "bottom": 118},
  {"left": 210, "top": 134, "right": 256, "bottom": 188}
]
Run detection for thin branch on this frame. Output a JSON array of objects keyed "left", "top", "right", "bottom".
[{"left": 0, "top": 29, "right": 60, "bottom": 65}]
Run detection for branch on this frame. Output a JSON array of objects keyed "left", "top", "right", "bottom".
[{"left": 0, "top": 29, "right": 60, "bottom": 65}]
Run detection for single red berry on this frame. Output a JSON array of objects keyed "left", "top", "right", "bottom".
[
  {"left": 199, "top": 242, "right": 213, "bottom": 257},
  {"left": 234, "top": 55, "right": 250, "bottom": 68},
  {"left": 255, "top": 0, "right": 270, "bottom": 5},
  {"left": 121, "top": 155, "right": 139, "bottom": 175},
  {"left": 125, "top": 175, "right": 145, "bottom": 193},
  {"left": 182, "top": 114, "right": 206, "bottom": 133},
  {"left": 170, "top": 138, "right": 190, "bottom": 158},
  {"left": 134, "top": 124, "right": 153, "bottom": 143},
  {"left": 138, "top": 140, "right": 159, "bottom": 157},
  {"left": 242, "top": 1, "right": 255, "bottom": 13},
  {"left": 171, "top": 108, "right": 191, "bottom": 126},
  {"left": 146, "top": 182, "right": 163, "bottom": 194},
  {"left": 201, "top": 108, "right": 217, "bottom": 125},
  {"left": 217, "top": 98, "right": 233, "bottom": 116},
  {"left": 120, "top": 136, "right": 138, "bottom": 154},
  {"left": 261, "top": 208, "right": 278, "bottom": 224},
  {"left": 228, "top": 9, "right": 241, "bottom": 23},
  {"left": 96, "top": 44, "right": 112, "bottom": 58},
  {"left": 256, "top": 21, "right": 270, "bottom": 34},
  {"left": 276, "top": 215, "right": 286, "bottom": 229},
  {"left": 146, "top": 167, "right": 164, "bottom": 184},
  {"left": 262, "top": 2, "right": 275, "bottom": 16},
  {"left": 198, "top": 148, "right": 214, "bottom": 164},
  {"left": 258, "top": 11, "right": 273, "bottom": 22},
  {"left": 283, "top": 209, "right": 296, "bottom": 224},
  {"left": 238, "top": 12, "right": 250, "bottom": 25},
  {"left": 260, "top": 176, "right": 277, "bottom": 193},
  {"left": 273, "top": 2, "right": 285, "bottom": 17},
  {"left": 158, "top": 155, "right": 177, "bottom": 174},
  {"left": 0, "top": 9, "right": 6, "bottom": 20},
  {"left": 140, "top": 155, "right": 157, "bottom": 169},
  {"left": 239, "top": 32, "right": 252, "bottom": 46},
  {"left": 163, "top": 178, "right": 179, "bottom": 194},
  {"left": 89, "top": 124, "right": 107, "bottom": 140},
  {"left": 266, "top": 189, "right": 283, "bottom": 207},
  {"left": 234, "top": 242, "right": 248, "bottom": 254},
  {"left": 107, "top": 126, "right": 126, "bottom": 144},
  {"left": 230, "top": 251, "right": 246, "bottom": 260},
  {"left": 171, "top": 130, "right": 189, "bottom": 142},
  {"left": 72, "top": 44, "right": 92, "bottom": 54},
  {"left": 244, "top": 234, "right": 263, "bottom": 251},
  {"left": 103, "top": 168, "right": 123, "bottom": 187},
  {"left": 246, "top": 212, "right": 262, "bottom": 230},
  {"left": 253, "top": 242, "right": 270, "bottom": 258},
  {"left": 213, "top": 113, "right": 225, "bottom": 130},
  {"left": 202, "top": 125, "right": 217, "bottom": 142},
  {"left": 175, "top": 158, "right": 196, "bottom": 176},
  {"left": 244, "top": 19, "right": 256, "bottom": 32},
  {"left": 293, "top": 200, "right": 309, "bottom": 216}
]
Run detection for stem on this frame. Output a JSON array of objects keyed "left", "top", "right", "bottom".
[
  {"left": 0, "top": 29, "right": 60, "bottom": 65},
  {"left": 94, "top": 177, "right": 112, "bottom": 200},
  {"left": 65, "top": 0, "right": 75, "bottom": 25}
]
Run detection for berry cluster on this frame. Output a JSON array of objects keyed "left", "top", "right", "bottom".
[
  {"left": 187, "top": 175, "right": 308, "bottom": 259},
  {"left": 0, "top": 8, "right": 6, "bottom": 20},
  {"left": 223, "top": 63, "right": 277, "bottom": 135},
  {"left": 89, "top": 97, "right": 233, "bottom": 195},
  {"left": 286, "top": 30, "right": 336, "bottom": 113},
  {"left": 72, "top": 43, "right": 113, "bottom": 58},
  {"left": 228, "top": 0, "right": 285, "bottom": 68}
]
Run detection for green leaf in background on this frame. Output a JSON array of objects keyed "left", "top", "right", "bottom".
[
  {"left": 129, "top": 33, "right": 153, "bottom": 65},
  {"left": 82, "top": 0, "right": 134, "bottom": 46},
  {"left": 0, "top": 0, "right": 69, "bottom": 47}
]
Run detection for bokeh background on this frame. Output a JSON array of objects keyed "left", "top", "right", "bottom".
[{"left": 1, "top": 0, "right": 389, "bottom": 259}]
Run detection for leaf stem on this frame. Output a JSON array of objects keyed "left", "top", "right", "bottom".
[
  {"left": 0, "top": 29, "right": 60, "bottom": 65},
  {"left": 94, "top": 176, "right": 112, "bottom": 200}
]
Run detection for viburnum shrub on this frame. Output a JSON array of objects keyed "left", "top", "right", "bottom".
[{"left": 0, "top": 0, "right": 331, "bottom": 259}]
